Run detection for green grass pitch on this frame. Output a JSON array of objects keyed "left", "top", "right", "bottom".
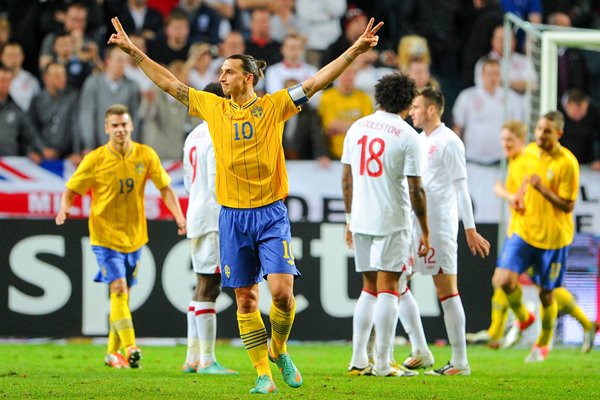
[{"left": 1, "top": 342, "right": 599, "bottom": 399}]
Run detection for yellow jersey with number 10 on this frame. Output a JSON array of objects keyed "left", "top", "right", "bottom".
[
  {"left": 66, "top": 142, "right": 171, "bottom": 253},
  {"left": 188, "top": 88, "right": 300, "bottom": 208}
]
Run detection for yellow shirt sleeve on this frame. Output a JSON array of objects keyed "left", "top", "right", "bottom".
[
  {"left": 66, "top": 149, "right": 97, "bottom": 195},
  {"left": 143, "top": 145, "right": 171, "bottom": 190}
]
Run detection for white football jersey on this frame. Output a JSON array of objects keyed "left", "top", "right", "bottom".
[
  {"left": 417, "top": 123, "right": 467, "bottom": 238},
  {"left": 341, "top": 110, "right": 421, "bottom": 236},
  {"left": 183, "top": 122, "right": 220, "bottom": 238}
]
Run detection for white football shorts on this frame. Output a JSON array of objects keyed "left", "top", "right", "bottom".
[
  {"left": 413, "top": 231, "right": 457, "bottom": 275},
  {"left": 353, "top": 229, "right": 411, "bottom": 273},
  {"left": 190, "top": 232, "right": 220, "bottom": 275}
]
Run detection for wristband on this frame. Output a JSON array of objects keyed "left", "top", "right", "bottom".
[{"left": 345, "top": 213, "right": 351, "bottom": 224}]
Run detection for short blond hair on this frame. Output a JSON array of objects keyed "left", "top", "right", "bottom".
[
  {"left": 105, "top": 104, "right": 130, "bottom": 120},
  {"left": 502, "top": 120, "right": 528, "bottom": 141}
]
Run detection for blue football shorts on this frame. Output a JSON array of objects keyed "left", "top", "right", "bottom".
[
  {"left": 218, "top": 200, "right": 301, "bottom": 288},
  {"left": 497, "top": 234, "right": 568, "bottom": 290},
  {"left": 92, "top": 245, "right": 142, "bottom": 287}
]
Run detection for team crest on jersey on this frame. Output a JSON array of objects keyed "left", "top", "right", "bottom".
[
  {"left": 546, "top": 169, "right": 554, "bottom": 182},
  {"left": 135, "top": 162, "right": 145, "bottom": 174},
  {"left": 224, "top": 265, "right": 231, "bottom": 278},
  {"left": 251, "top": 105, "right": 263, "bottom": 119}
]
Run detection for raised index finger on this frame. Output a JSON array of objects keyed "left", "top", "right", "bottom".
[
  {"left": 362, "top": 17, "right": 374, "bottom": 36},
  {"left": 111, "top": 17, "right": 125, "bottom": 34}
]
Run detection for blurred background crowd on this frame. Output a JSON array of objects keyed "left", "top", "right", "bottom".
[{"left": 0, "top": 0, "right": 599, "bottom": 169}]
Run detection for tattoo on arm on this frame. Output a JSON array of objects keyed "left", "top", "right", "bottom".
[
  {"left": 132, "top": 52, "right": 145, "bottom": 65},
  {"left": 175, "top": 83, "right": 189, "bottom": 105},
  {"left": 343, "top": 53, "right": 354, "bottom": 64}
]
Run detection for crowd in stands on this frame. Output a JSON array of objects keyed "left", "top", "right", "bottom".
[{"left": 1, "top": 0, "right": 599, "bottom": 169}]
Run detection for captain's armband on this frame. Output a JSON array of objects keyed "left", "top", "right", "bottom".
[{"left": 288, "top": 83, "right": 309, "bottom": 107}]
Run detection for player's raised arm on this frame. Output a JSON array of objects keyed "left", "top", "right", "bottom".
[
  {"left": 108, "top": 17, "right": 190, "bottom": 107},
  {"left": 301, "top": 18, "right": 383, "bottom": 99}
]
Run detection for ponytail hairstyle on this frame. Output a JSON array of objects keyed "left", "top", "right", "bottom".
[{"left": 226, "top": 54, "right": 267, "bottom": 87}]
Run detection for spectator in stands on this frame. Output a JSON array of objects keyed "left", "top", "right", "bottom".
[
  {"left": 244, "top": 8, "right": 282, "bottom": 66},
  {"left": 396, "top": 35, "right": 431, "bottom": 74},
  {"left": 322, "top": 6, "right": 368, "bottom": 68},
  {"left": 453, "top": 57, "right": 525, "bottom": 165},
  {"left": 186, "top": 0, "right": 222, "bottom": 45},
  {"left": 0, "top": 15, "right": 10, "bottom": 49},
  {"left": 501, "top": 0, "right": 543, "bottom": 23},
  {"left": 209, "top": 30, "right": 245, "bottom": 77},
  {"left": 117, "top": 0, "right": 164, "bottom": 41},
  {"left": 29, "top": 63, "right": 81, "bottom": 164},
  {"left": 295, "top": 0, "right": 346, "bottom": 67},
  {"left": 407, "top": 57, "right": 441, "bottom": 92},
  {"left": 352, "top": 51, "right": 395, "bottom": 103},
  {"left": 546, "top": 12, "right": 590, "bottom": 100},
  {"left": 140, "top": 60, "right": 202, "bottom": 159},
  {"left": 124, "top": 34, "right": 154, "bottom": 95},
  {"left": 461, "top": 0, "right": 504, "bottom": 87},
  {"left": 474, "top": 25, "right": 538, "bottom": 95},
  {"left": 281, "top": 79, "right": 330, "bottom": 166},
  {"left": 186, "top": 43, "right": 218, "bottom": 91},
  {"left": 0, "top": 66, "right": 47, "bottom": 163},
  {"left": 560, "top": 88, "right": 600, "bottom": 170},
  {"left": 270, "top": 0, "right": 301, "bottom": 43},
  {"left": 318, "top": 67, "right": 373, "bottom": 160},
  {"left": 0, "top": 42, "right": 40, "bottom": 112},
  {"left": 264, "top": 33, "right": 317, "bottom": 94},
  {"left": 400, "top": 0, "right": 469, "bottom": 81},
  {"left": 51, "top": 32, "right": 97, "bottom": 90},
  {"left": 203, "top": 0, "right": 235, "bottom": 41},
  {"left": 543, "top": 0, "right": 593, "bottom": 28},
  {"left": 79, "top": 46, "right": 140, "bottom": 152},
  {"left": 147, "top": 10, "right": 191, "bottom": 66},
  {"left": 39, "top": 3, "right": 95, "bottom": 71}
]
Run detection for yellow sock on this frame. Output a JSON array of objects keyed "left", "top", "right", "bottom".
[
  {"left": 554, "top": 287, "right": 594, "bottom": 331},
  {"left": 238, "top": 310, "right": 271, "bottom": 377},
  {"left": 110, "top": 292, "right": 136, "bottom": 349},
  {"left": 488, "top": 287, "right": 509, "bottom": 341},
  {"left": 506, "top": 284, "right": 530, "bottom": 323},
  {"left": 536, "top": 299, "right": 558, "bottom": 347},
  {"left": 107, "top": 322, "right": 121, "bottom": 353},
  {"left": 269, "top": 301, "right": 296, "bottom": 356}
]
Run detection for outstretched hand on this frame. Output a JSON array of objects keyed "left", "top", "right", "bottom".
[{"left": 354, "top": 18, "right": 384, "bottom": 54}]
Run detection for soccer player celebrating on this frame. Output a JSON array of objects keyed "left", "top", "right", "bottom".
[
  {"left": 342, "top": 72, "right": 429, "bottom": 377},
  {"left": 495, "top": 111, "right": 580, "bottom": 362},
  {"left": 181, "top": 83, "right": 237, "bottom": 375},
  {"left": 108, "top": 14, "right": 383, "bottom": 394},
  {"left": 55, "top": 104, "right": 186, "bottom": 369},
  {"left": 406, "top": 87, "right": 491, "bottom": 376}
]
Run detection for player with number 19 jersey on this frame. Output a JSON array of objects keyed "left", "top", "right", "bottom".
[
  {"left": 65, "top": 142, "right": 171, "bottom": 253},
  {"left": 341, "top": 110, "right": 421, "bottom": 236}
]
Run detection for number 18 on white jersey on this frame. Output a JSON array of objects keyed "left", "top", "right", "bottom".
[{"left": 341, "top": 110, "right": 421, "bottom": 236}]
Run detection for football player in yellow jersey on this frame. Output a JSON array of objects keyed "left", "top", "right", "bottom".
[
  {"left": 108, "top": 14, "right": 383, "bottom": 394},
  {"left": 495, "top": 111, "right": 580, "bottom": 362},
  {"left": 55, "top": 104, "right": 186, "bottom": 369}
]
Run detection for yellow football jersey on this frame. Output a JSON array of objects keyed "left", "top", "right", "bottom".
[
  {"left": 504, "top": 151, "right": 527, "bottom": 236},
  {"left": 513, "top": 142, "right": 580, "bottom": 249},
  {"left": 66, "top": 142, "right": 171, "bottom": 252},
  {"left": 188, "top": 88, "right": 300, "bottom": 208},
  {"left": 318, "top": 88, "right": 373, "bottom": 159}
]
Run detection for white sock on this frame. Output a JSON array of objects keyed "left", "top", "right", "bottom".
[
  {"left": 194, "top": 301, "right": 217, "bottom": 366},
  {"left": 350, "top": 290, "right": 377, "bottom": 368},
  {"left": 398, "top": 288, "right": 430, "bottom": 355},
  {"left": 441, "top": 295, "right": 468, "bottom": 368},
  {"left": 374, "top": 292, "right": 399, "bottom": 372},
  {"left": 186, "top": 301, "right": 199, "bottom": 364}
]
